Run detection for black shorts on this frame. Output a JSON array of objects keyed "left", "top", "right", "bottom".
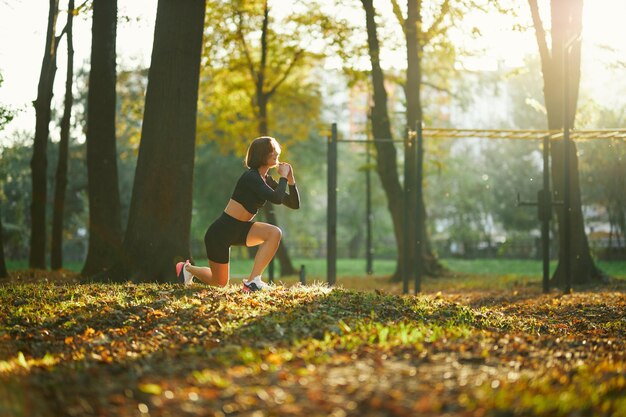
[{"left": 204, "top": 212, "right": 254, "bottom": 264}]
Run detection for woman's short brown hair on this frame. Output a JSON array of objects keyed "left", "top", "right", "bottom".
[{"left": 245, "top": 136, "right": 281, "bottom": 169}]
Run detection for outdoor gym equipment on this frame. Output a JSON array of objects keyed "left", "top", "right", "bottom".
[{"left": 326, "top": 124, "right": 626, "bottom": 295}]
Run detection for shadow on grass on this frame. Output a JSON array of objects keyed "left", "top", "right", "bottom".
[
  {"left": 0, "top": 282, "right": 485, "bottom": 416},
  {"left": 2, "top": 279, "right": 625, "bottom": 417},
  {"left": 0, "top": 284, "right": 338, "bottom": 416}
]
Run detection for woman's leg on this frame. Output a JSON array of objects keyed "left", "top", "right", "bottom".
[
  {"left": 186, "top": 261, "right": 229, "bottom": 287},
  {"left": 246, "top": 222, "right": 282, "bottom": 279}
]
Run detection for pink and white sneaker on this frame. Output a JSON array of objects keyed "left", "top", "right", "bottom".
[{"left": 176, "top": 260, "right": 193, "bottom": 287}]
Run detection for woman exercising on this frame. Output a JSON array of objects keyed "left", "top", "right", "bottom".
[{"left": 176, "top": 136, "right": 300, "bottom": 291}]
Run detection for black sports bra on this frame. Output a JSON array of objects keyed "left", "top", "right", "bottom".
[{"left": 231, "top": 169, "right": 300, "bottom": 215}]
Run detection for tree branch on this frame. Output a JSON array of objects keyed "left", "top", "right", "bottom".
[
  {"left": 259, "top": 0, "right": 269, "bottom": 86},
  {"left": 75, "top": 0, "right": 89, "bottom": 13},
  {"left": 528, "top": 0, "right": 551, "bottom": 66},
  {"left": 390, "top": 0, "right": 406, "bottom": 37},
  {"left": 54, "top": 23, "right": 69, "bottom": 54},
  {"left": 267, "top": 49, "right": 304, "bottom": 99},
  {"left": 422, "top": 80, "right": 452, "bottom": 95},
  {"left": 423, "top": 0, "right": 450, "bottom": 45},
  {"left": 235, "top": 8, "right": 258, "bottom": 84}
]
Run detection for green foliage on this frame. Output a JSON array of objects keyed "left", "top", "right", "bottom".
[
  {"left": 286, "top": 135, "right": 396, "bottom": 260},
  {"left": 576, "top": 105, "right": 626, "bottom": 257},
  {"left": 0, "top": 71, "right": 21, "bottom": 218},
  {"left": 507, "top": 56, "right": 547, "bottom": 129},
  {"left": 0, "top": 135, "right": 87, "bottom": 263},
  {"left": 426, "top": 137, "right": 545, "bottom": 254},
  {"left": 197, "top": 0, "right": 345, "bottom": 155},
  {"left": 0, "top": 74, "right": 19, "bottom": 133},
  {"left": 482, "top": 140, "right": 544, "bottom": 231}
]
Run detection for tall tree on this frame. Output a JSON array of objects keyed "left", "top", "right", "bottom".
[
  {"left": 528, "top": 0, "right": 604, "bottom": 285},
  {"left": 51, "top": 0, "right": 76, "bottom": 270},
  {"left": 95, "top": 0, "right": 206, "bottom": 282},
  {"left": 404, "top": 0, "right": 421, "bottom": 278},
  {"left": 30, "top": 0, "right": 62, "bottom": 269},
  {"left": 360, "top": 0, "right": 406, "bottom": 280},
  {"left": 390, "top": 0, "right": 453, "bottom": 276},
  {"left": 389, "top": 0, "right": 511, "bottom": 276},
  {"left": 81, "top": 0, "right": 123, "bottom": 276}
]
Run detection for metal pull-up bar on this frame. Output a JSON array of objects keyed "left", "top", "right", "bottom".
[
  {"left": 326, "top": 123, "right": 626, "bottom": 294},
  {"left": 326, "top": 122, "right": 424, "bottom": 294},
  {"left": 327, "top": 123, "right": 338, "bottom": 287}
]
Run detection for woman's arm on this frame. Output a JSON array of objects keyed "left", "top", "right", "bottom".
[
  {"left": 266, "top": 175, "right": 300, "bottom": 209},
  {"left": 246, "top": 171, "right": 288, "bottom": 204}
]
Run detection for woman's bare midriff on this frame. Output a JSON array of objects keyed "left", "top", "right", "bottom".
[{"left": 224, "top": 199, "right": 256, "bottom": 222}]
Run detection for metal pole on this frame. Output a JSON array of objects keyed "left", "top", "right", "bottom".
[
  {"left": 299, "top": 264, "right": 306, "bottom": 285},
  {"left": 541, "top": 135, "right": 551, "bottom": 293},
  {"left": 563, "top": 43, "right": 572, "bottom": 294},
  {"left": 365, "top": 141, "right": 374, "bottom": 275},
  {"left": 414, "top": 122, "right": 423, "bottom": 294},
  {"left": 402, "top": 128, "right": 410, "bottom": 295},
  {"left": 327, "top": 123, "right": 338, "bottom": 286}
]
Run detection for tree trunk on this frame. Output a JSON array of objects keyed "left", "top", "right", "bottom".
[
  {"left": 361, "top": 0, "right": 405, "bottom": 280},
  {"left": 29, "top": 0, "right": 60, "bottom": 269},
  {"left": 93, "top": 0, "right": 205, "bottom": 282},
  {"left": 405, "top": 0, "right": 444, "bottom": 277},
  {"left": 82, "top": 0, "right": 123, "bottom": 277},
  {"left": 0, "top": 205, "right": 7, "bottom": 279},
  {"left": 529, "top": 0, "right": 603, "bottom": 285},
  {"left": 550, "top": 140, "right": 604, "bottom": 284},
  {"left": 51, "top": 0, "right": 75, "bottom": 271}
]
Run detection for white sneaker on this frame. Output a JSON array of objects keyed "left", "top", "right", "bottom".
[{"left": 242, "top": 275, "right": 269, "bottom": 292}]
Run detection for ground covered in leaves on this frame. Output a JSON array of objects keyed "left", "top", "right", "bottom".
[{"left": 0, "top": 274, "right": 625, "bottom": 417}]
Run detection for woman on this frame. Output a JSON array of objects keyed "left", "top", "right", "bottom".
[{"left": 176, "top": 136, "right": 300, "bottom": 291}]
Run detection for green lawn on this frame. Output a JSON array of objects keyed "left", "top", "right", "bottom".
[
  {"left": 226, "top": 257, "right": 626, "bottom": 280},
  {"left": 6, "top": 258, "right": 626, "bottom": 280}
]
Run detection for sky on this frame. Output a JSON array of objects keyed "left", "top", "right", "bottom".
[
  {"left": 0, "top": 0, "right": 158, "bottom": 142},
  {"left": 0, "top": 0, "right": 625, "bottom": 142}
]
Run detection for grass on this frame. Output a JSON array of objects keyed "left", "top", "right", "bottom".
[
  {"left": 0, "top": 277, "right": 625, "bottom": 417},
  {"left": 7, "top": 258, "right": 625, "bottom": 278},
  {"left": 227, "top": 257, "right": 626, "bottom": 280}
]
